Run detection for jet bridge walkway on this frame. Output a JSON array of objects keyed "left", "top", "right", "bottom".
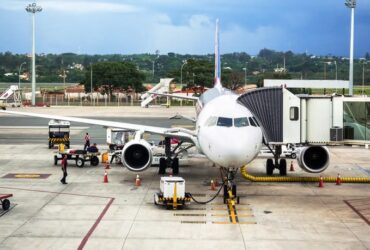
[{"left": 237, "top": 87, "right": 346, "bottom": 145}]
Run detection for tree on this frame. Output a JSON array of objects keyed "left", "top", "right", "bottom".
[{"left": 83, "top": 62, "right": 145, "bottom": 94}]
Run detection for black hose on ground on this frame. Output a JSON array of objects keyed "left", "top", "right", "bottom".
[{"left": 188, "top": 180, "right": 226, "bottom": 204}]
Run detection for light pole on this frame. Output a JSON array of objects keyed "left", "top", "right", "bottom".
[
  {"left": 26, "top": 2, "right": 42, "bottom": 106},
  {"left": 180, "top": 60, "right": 187, "bottom": 91},
  {"left": 345, "top": 0, "right": 356, "bottom": 95},
  {"left": 243, "top": 62, "right": 248, "bottom": 85},
  {"left": 18, "top": 62, "right": 26, "bottom": 89},
  {"left": 90, "top": 63, "right": 93, "bottom": 94},
  {"left": 323, "top": 62, "right": 327, "bottom": 80},
  {"left": 334, "top": 61, "right": 338, "bottom": 80},
  {"left": 362, "top": 61, "right": 368, "bottom": 96}
]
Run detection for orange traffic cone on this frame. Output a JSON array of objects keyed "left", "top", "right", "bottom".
[
  {"left": 105, "top": 162, "right": 111, "bottom": 169},
  {"left": 336, "top": 174, "right": 341, "bottom": 185},
  {"left": 318, "top": 176, "right": 324, "bottom": 188},
  {"left": 214, "top": 179, "right": 219, "bottom": 187},
  {"left": 103, "top": 171, "right": 109, "bottom": 183},
  {"left": 210, "top": 180, "right": 216, "bottom": 191},
  {"left": 290, "top": 161, "right": 295, "bottom": 171},
  {"left": 135, "top": 174, "right": 141, "bottom": 186}
]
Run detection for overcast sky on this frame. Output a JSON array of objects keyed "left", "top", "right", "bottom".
[{"left": 0, "top": 0, "right": 369, "bottom": 57}]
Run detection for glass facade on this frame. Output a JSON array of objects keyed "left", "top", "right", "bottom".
[{"left": 343, "top": 102, "right": 370, "bottom": 141}]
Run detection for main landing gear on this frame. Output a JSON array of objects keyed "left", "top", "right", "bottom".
[
  {"left": 265, "top": 145, "right": 287, "bottom": 176},
  {"left": 158, "top": 137, "right": 193, "bottom": 176},
  {"left": 220, "top": 168, "right": 240, "bottom": 205}
]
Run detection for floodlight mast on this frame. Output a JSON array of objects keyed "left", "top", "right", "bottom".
[
  {"left": 25, "top": 3, "right": 42, "bottom": 106},
  {"left": 345, "top": 0, "right": 356, "bottom": 96}
]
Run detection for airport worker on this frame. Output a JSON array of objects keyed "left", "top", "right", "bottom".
[
  {"left": 60, "top": 155, "right": 68, "bottom": 184},
  {"left": 87, "top": 143, "right": 99, "bottom": 153},
  {"left": 84, "top": 132, "right": 91, "bottom": 150}
]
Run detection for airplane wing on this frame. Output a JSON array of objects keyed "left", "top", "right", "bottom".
[
  {"left": 0, "top": 110, "right": 197, "bottom": 143},
  {"left": 147, "top": 91, "right": 199, "bottom": 101}
]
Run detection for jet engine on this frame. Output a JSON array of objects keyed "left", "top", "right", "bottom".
[
  {"left": 297, "top": 146, "right": 330, "bottom": 173},
  {"left": 121, "top": 139, "right": 153, "bottom": 172}
]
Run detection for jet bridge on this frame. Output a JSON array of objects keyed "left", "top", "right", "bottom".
[{"left": 237, "top": 87, "right": 344, "bottom": 145}]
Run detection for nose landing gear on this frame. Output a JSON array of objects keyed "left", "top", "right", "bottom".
[{"left": 221, "top": 169, "right": 240, "bottom": 205}]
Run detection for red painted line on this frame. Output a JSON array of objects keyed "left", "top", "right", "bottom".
[
  {"left": 0, "top": 186, "right": 115, "bottom": 249},
  {"left": 77, "top": 198, "right": 114, "bottom": 250},
  {"left": 344, "top": 200, "right": 370, "bottom": 226}
]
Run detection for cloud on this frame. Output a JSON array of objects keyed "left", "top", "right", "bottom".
[{"left": 0, "top": 0, "right": 139, "bottom": 13}]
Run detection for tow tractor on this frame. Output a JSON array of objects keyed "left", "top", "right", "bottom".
[
  {"left": 48, "top": 120, "right": 70, "bottom": 149},
  {"left": 154, "top": 177, "right": 191, "bottom": 209},
  {"left": 54, "top": 144, "right": 100, "bottom": 168}
]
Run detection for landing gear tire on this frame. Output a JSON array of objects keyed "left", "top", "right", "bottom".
[
  {"left": 172, "top": 158, "right": 179, "bottom": 175},
  {"left": 158, "top": 157, "right": 166, "bottom": 175},
  {"left": 291, "top": 153, "right": 296, "bottom": 159},
  {"left": 223, "top": 185, "right": 228, "bottom": 204},
  {"left": 266, "top": 158, "right": 274, "bottom": 176},
  {"left": 232, "top": 184, "right": 237, "bottom": 197},
  {"left": 279, "top": 159, "right": 287, "bottom": 176}
]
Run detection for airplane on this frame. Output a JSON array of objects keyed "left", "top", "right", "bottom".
[{"left": 0, "top": 20, "right": 329, "bottom": 200}]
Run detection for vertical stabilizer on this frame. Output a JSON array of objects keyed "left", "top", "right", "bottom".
[{"left": 214, "top": 19, "right": 222, "bottom": 90}]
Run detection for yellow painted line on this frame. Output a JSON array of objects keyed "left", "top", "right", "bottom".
[
  {"left": 14, "top": 174, "right": 41, "bottom": 178},
  {"left": 237, "top": 214, "right": 254, "bottom": 217},
  {"left": 236, "top": 208, "right": 252, "bottom": 211},
  {"left": 211, "top": 213, "right": 253, "bottom": 217},
  {"left": 211, "top": 214, "right": 231, "bottom": 217},
  {"left": 212, "top": 221, "right": 233, "bottom": 224},
  {"left": 228, "top": 203, "right": 237, "bottom": 224},
  {"left": 238, "top": 222, "right": 257, "bottom": 225}
]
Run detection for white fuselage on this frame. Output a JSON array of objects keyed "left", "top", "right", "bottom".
[{"left": 196, "top": 94, "right": 263, "bottom": 169}]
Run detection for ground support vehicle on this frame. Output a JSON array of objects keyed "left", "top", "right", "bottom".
[
  {"left": 154, "top": 177, "right": 191, "bottom": 209},
  {"left": 0, "top": 194, "right": 12, "bottom": 210},
  {"left": 48, "top": 120, "right": 70, "bottom": 149},
  {"left": 54, "top": 150, "right": 100, "bottom": 168}
]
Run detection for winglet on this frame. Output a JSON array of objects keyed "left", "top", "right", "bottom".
[{"left": 214, "top": 19, "right": 222, "bottom": 91}]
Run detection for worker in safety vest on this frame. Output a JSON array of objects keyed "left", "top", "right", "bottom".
[{"left": 84, "top": 132, "right": 91, "bottom": 150}]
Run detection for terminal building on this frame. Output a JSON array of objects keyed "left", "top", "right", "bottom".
[{"left": 255, "top": 80, "right": 370, "bottom": 144}]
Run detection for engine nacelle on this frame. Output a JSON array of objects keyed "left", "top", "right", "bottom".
[
  {"left": 297, "top": 146, "right": 330, "bottom": 173},
  {"left": 121, "top": 139, "right": 153, "bottom": 172}
]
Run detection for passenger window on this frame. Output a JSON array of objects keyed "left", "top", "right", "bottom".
[
  {"left": 249, "top": 117, "right": 257, "bottom": 127},
  {"left": 234, "top": 117, "right": 249, "bottom": 127},
  {"left": 205, "top": 116, "right": 218, "bottom": 127},
  {"left": 217, "top": 117, "right": 233, "bottom": 127},
  {"left": 290, "top": 107, "right": 299, "bottom": 121}
]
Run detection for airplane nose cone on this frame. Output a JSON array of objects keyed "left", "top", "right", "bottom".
[{"left": 199, "top": 127, "right": 261, "bottom": 168}]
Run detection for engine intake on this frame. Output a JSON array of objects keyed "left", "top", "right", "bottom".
[
  {"left": 297, "top": 146, "right": 330, "bottom": 173},
  {"left": 122, "top": 140, "right": 152, "bottom": 172}
]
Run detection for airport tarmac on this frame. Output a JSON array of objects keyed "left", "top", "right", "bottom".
[{"left": 0, "top": 107, "right": 370, "bottom": 249}]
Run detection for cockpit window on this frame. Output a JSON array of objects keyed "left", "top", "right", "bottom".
[
  {"left": 249, "top": 117, "right": 257, "bottom": 127},
  {"left": 252, "top": 117, "right": 260, "bottom": 127},
  {"left": 205, "top": 116, "right": 218, "bottom": 127},
  {"left": 217, "top": 117, "right": 233, "bottom": 127},
  {"left": 234, "top": 117, "right": 249, "bottom": 127}
]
